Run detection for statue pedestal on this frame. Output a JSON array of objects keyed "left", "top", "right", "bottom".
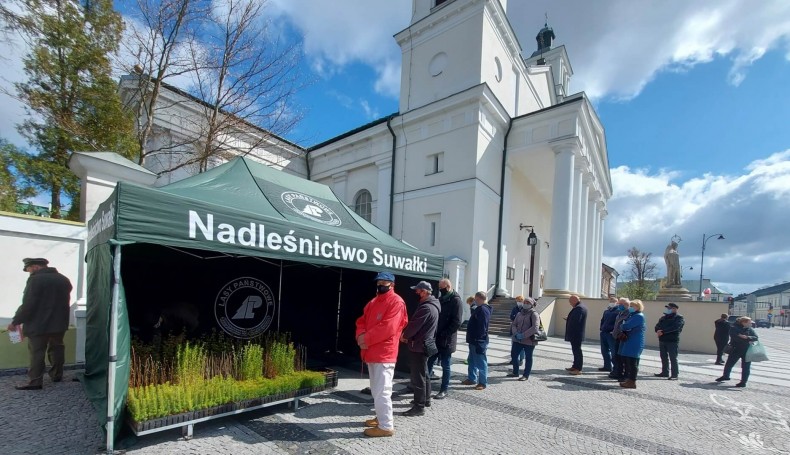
[{"left": 656, "top": 286, "right": 693, "bottom": 301}]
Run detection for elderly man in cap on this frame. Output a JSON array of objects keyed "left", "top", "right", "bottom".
[
  {"left": 356, "top": 271, "right": 408, "bottom": 437},
  {"left": 654, "top": 302, "right": 685, "bottom": 380},
  {"left": 400, "top": 281, "right": 440, "bottom": 416},
  {"left": 7, "top": 258, "right": 73, "bottom": 390},
  {"left": 430, "top": 278, "right": 463, "bottom": 399}
]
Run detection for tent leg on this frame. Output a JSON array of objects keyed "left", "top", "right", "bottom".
[
  {"left": 182, "top": 423, "right": 193, "bottom": 440},
  {"left": 277, "top": 260, "right": 283, "bottom": 332},
  {"left": 335, "top": 269, "right": 342, "bottom": 353},
  {"left": 106, "top": 244, "right": 122, "bottom": 454}
]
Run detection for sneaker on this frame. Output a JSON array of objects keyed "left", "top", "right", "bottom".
[
  {"left": 715, "top": 376, "right": 730, "bottom": 382},
  {"left": 474, "top": 384, "right": 487, "bottom": 390},
  {"left": 518, "top": 376, "right": 528, "bottom": 382},
  {"left": 433, "top": 390, "right": 448, "bottom": 399},
  {"left": 654, "top": 373, "right": 669, "bottom": 377},
  {"left": 429, "top": 374, "right": 441, "bottom": 381},
  {"left": 364, "top": 427, "right": 395, "bottom": 437},
  {"left": 364, "top": 417, "right": 379, "bottom": 428},
  {"left": 735, "top": 382, "right": 746, "bottom": 388},
  {"left": 401, "top": 406, "right": 425, "bottom": 417},
  {"left": 461, "top": 379, "right": 475, "bottom": 385}
]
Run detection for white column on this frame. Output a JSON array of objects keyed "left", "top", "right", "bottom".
[
  {"left": 376, "top": 159, "right": 392, "bottom": 232},
  {"left": 497, "top": 164, "right": 513, "bottom": 296},
  {"left": 545, "top": 144, "right": 576, "bottom": 295},
  {"left": 595, "top": 207, "right": 607, "bottom": 297},
  {"left": 568, "top": 167, "right": 583, "bottom": 294},
  {"left": 577, "top": 178, "right": 590, "bottom": 297},
  {"left": 585, "top": 192, "right": 598, "bottom": 296},
  {"left": 332, "top": 171, "right": 348, "bottom": 204}
]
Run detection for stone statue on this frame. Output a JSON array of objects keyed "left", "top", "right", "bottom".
[{"left": 664, "top": 239, "right": 682, "bottom": 287}]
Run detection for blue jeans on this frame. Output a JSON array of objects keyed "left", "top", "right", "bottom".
[
  {"left": 510, "top": 343, "right": 535, "bottom": 378},
  {"left": 600, "top": 331, "right": 615, "bottom": 370},
  {"left": 467, "top": 342, "right": 488, "bottom": 386},
  {"left": 428, "top": 350, "right": 453, "bottom": 392}
]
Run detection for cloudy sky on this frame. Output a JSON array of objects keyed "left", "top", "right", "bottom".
[{"left": 1, "top": 0, "right": 789, "bottom": 296}]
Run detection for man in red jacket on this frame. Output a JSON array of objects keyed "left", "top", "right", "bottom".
[{"left": 356, "top": 271, "right": 408, "bottom": 437}]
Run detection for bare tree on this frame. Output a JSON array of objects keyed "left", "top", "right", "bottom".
[
  {"left": 175, "top": 0, "right": 305, "bottom": 173},
  {"left": 626, "top": 246, "right": 656, "bottom": 285},
  {"left": 118, "top": 0, "right": 206, "bottom": 165}
]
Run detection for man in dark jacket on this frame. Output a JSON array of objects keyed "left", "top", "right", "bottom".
[
  {"left": 462, "top": 291, "right": 492, "bottom": 390},
  {"left": 713, "top": 313, "right": 730, "bottom": 365},
  {"left": 654, "top": 302, "right": 685, "bottom": 380},
  {"left": 599, "top": 299, "right": 619, "bottom": 372},
  {"left": 430, "top": 278, "right": 463, "bottom": 399},
  {"left": 7, "top": 258, "right": 73, "bottom": 390},
  {"left": 565, "top": 295, "right": 587, "bottom": 375},
  {"left": 401, "top": 281, "right": 440, "bottom": 416}
]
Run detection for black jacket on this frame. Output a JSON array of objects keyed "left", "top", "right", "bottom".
[
  {"left": 565, "top": 303, "right": 587, "bottom": 343},
  {"left": 12, "top": 267, "right": 72, "bottom": 336},
  {"left": 436, "top": 290, "right": 463, "bottom": 353},
  {"left": 714, "top": 319, "right": 730, "bottom": 342},
  {"left": 402, "top": 296, "right": 440, "bottom": 353},
  {"left": 655, "top": 313, "right": 685, "bottom": 343},
  {"left": 728, "top": 325, "right": 758, "bottom": 355}
]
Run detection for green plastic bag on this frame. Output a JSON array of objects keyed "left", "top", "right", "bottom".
[{"left": 745, "top": 340, "right": 769, "bottom": 363}]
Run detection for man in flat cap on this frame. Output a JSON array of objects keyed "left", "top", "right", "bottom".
[
  {"left": 7, "top": 258, "right": 73, "bottom": 390},
  {"left": 400, "top": 281, "right": 440, "bottom": 417},
  {"left": 654, "top": 302, "right": 685, "bottom": 380},
  {"left": 356, "top": 271, "right": 408, "bottom": 437}
]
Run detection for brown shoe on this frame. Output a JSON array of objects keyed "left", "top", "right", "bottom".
[
  {"left": 565, "top": 367, "right": 575, "bottom": 371},
  {"left": 15, "top": 384, "right": 42, "bottom": 391},
  {"left": 364, "top": 427, "right": 395, "bottom": 437},
  {"left": 474, "top": 384, "right": 487, "bottom": 390},
  {"left": 461, "top": 379, "right": 475, "bottom": 385},
  {"left": 364, "top": 417, "right": 378, "bottom": 428},
  {"left": 568, "top": 369, "right": 582, "bottom": 375},
  {"left": 619, "top": 380, "right": 636, "bottom": 389}
]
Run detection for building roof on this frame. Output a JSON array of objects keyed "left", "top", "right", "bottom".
[{"left": 744, "top": 281, "right": 790, "bottom": 298}]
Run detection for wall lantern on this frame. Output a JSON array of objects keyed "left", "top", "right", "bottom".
[{"left": 519, "top": 224, "right": 538, "bottom": 246}]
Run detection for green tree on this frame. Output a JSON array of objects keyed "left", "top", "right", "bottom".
[
  {"left": 13, "top": 0, "right": 136, "bottom": 219},
  {"left": 0, "top": 139, "right": 35, "bottom": 212},
  {"left": 618, "top": 280, "right": 657, "bottom": 301}
]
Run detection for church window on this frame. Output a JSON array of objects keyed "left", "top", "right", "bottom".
[
  {"left": 353, "top": 190, "right": 372, "bottom": 222},
  {"left": 506, "top": 267, "right": 515, "bottom": 281},
  {"left": 425, "top": 213, "right": 441, "bottom": 248},
  {"left": 435, "top": 0, "right": 451, "bottom": 7},
  {"left": 425, "top": 152, "right": 444, "bottom": 175}
]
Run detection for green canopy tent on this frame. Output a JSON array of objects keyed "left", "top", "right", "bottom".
[{"left": 84, "top": 157, "right": 443, "bottom": 452}]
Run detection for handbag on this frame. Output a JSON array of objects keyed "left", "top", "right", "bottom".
[
  {"left": 423, "top": 338, "right": 439, "bottom": 357},
  {"left": 744, "top": 340, "right": 769, "bottom": 363},
  {"left": 531, "top": 317, "right": 548, "bottom": 342},
  {"left": 723, "top": 344, "right": 733, "bottom": 355}
]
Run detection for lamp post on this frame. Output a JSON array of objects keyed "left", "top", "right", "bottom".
[
  {"left": 698, "top": 233, "right": 725, "bottom": 300},
  {"left": 519, "top": 224, "right": 538, "bottom": 297}
]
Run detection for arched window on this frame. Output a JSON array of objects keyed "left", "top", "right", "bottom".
[{"left": 354, "top": 190, "right": 372, "bottom": 222}]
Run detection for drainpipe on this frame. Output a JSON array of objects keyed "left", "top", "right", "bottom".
[
  {"left": 494, "top": 118, "right": 514, "bottom": 297},
  {"left": 305, "top": 150, "right": 311, "bottom": 180},
  {"left": 386, "top": 115, "right": 397, "bottom": 235}
]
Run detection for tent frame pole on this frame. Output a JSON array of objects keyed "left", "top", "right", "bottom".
[
  {"left": 106, "top": 244, "right": 122, "bottom": 454},
  {"left": 277, "top": 260, "right": 283, "bottom": 331},
  {"left": 335, "top": 269, "right": 342, "bottom": 353}
]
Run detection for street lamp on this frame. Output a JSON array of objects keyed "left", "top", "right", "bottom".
[
  {"left": 698, "top": 233, "right": 725, "bottom": 300},
  {"left": 681, "top": 265, "right": 693, "bottom": 278}
]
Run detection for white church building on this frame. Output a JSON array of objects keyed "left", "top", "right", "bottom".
[
  {"left": 117, "top": 0, "right": 612, "bottom": 300},
  {"left": 307, "top": 0, "right": 612, "bottom": 299}
]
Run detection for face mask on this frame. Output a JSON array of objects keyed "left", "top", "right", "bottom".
[
  {"left": 617, "top": 305, "right": 625, "bottom": 311},
  {"left": 516, "top": 302, "right": 524, "bottom": 308},
  {"left": 376, "top": 285, "right": 390, "bottom": 294},
  {"left": 663, "top": 309, "right": 672, "bottom": 315},
  {"left": 439, "top": 288, "right": 449, "bottom": 296},
  {"left": 607, "top": 303, "right": 616, "bottom": 309},
  {"left": 628, "top": 307, "right": 636, "bottom": 313}
]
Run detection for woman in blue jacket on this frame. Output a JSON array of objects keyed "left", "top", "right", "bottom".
[
  {"left": 618, "top": 299, "right": 646, "bottom": 389},
  {"left": 716, "top": 316, "right": 759, "bottom": 387}
]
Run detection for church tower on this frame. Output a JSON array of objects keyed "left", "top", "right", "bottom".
[{"left": 524, "top": 19, "right": 573, "bottom": 102}]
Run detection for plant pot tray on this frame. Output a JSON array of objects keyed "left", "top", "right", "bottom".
[{"left": 126, "top": 369, "right": 338, "bottom": 439}]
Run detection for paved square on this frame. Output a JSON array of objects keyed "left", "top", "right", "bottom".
[{"left": 2, "top": 327, "right": 788, "bottom": 454}]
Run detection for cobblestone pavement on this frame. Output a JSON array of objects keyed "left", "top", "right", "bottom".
[{"left": 1, "top": 327, "right": 788, "bottom": 455}]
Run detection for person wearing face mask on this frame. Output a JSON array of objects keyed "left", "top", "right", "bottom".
[
  {"left": 356, "top": 272, "right": 408, "bottom": 437},
  {"left": 510, "top": 296, "right": 539, "bottom": 380},
  {"left": 608, "top": 298, "right": 631, "bottom": 381},
  {"left": 654, "top": 303, "right": 685, "bottom": 380},
  {"left": 507, "top": 295, "right": 527, "bottom": 375},
  {"left": 617, "top": 299, "right": 646, "bottom": 389},
  {"left": 598, "top": 298, "right": 619, "bottom": 372},
  {"left": 400, "top": 281, "right": 440, "bottom": 416},
  {"left": 716, "top": 317, "right": 758, "bottom": 388},
  {"left": 429, "top": 279, "right": 463, "bottom": 399}
]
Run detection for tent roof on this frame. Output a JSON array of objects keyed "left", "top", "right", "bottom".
[{"left": 87, "top": 157, "right": 442, "bottom": 279}]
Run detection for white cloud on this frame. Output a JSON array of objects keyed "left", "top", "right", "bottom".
[
  {"left": 509, "top": 0, "right": 790, "bottom": 100},
  {"left": 603, "top": 150, "right": 790, "bottom": 295}
]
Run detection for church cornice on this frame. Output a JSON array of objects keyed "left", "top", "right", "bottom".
[{"left": 395, "top": 0, "right": 484, "bottom": 47}]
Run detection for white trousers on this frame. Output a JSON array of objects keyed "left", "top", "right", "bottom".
[{"left": 367, "top": 362, "right": 395, "bottom": 431}]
